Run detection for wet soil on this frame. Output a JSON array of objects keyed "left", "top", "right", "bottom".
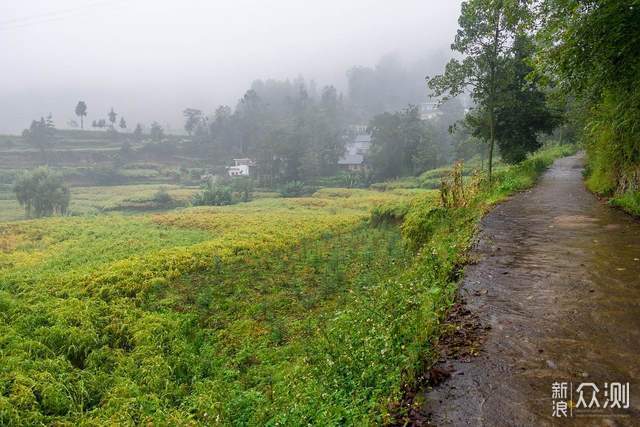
[{"left": 420, "top": 154, "right": 640, "bottom": 426}]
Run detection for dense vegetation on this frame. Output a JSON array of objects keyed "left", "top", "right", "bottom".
[
  {"left": 0, "top": 144, "right": 574, "bottom": 425},
  {"left": 428, "top": 0, "right": 564, "bottom": 184},
  {"left": 367, "top": 104, "right": 460, "bottom": 180},
  {"left": 176, "top": 78, "right": 468, "bottom": 185},
  {"left": 534, "top": 0, "right": 640, "bottom": 215},
  {"left": 425, "top": 0, "right": 640, "bottom": 215},
  {"left": 3, "top": 0, "right": 637, "bottom": 424}
]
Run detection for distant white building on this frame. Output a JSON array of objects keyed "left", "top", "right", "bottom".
[
  {"left": 420, "top": 101, "right": 442, "bottom": 120},
  {"left": 348, "top": 124, "right": 368, "bottom": 134},
  {"left": 338, "top": 134, "right": 371, "bottom": 172},
  {"left": 227, "top": 158, "right": 254, "bottom": 177}
]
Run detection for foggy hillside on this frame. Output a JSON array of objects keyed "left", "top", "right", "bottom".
[{"left": 0, "top": 0, "right": 462, "bottom": 134}]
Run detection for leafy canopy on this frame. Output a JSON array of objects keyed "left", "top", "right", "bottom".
[
  {"left": 13, "top": 167, "right": 70, "bottom": 218},
  {"left": 429, "top": 0, "right": 533, "bottom": 181}
]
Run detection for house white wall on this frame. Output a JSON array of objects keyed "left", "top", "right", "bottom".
[{"left": 228, "top": 164, "right": 250, "bottom": 176}]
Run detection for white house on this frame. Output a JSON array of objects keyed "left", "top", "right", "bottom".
[
  {"left": 227, "top": 158, "right": 254, "bottom": 177},
  {"left": 338, "top": 134, "right": 371, "bottom": 172},
  {"left": 348, "top": 124, "right": 368, "bottom": 134}
]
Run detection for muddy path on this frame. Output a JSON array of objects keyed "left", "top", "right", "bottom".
[{"left": 421, "top": 154, "right": 640, "bottom": 426}]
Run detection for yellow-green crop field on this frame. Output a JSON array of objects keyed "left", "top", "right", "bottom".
[
  {"left": 0, "top": 187, "right": 453, "bottom": 425},
  {"left": 0, "top": 184, "right": 200, "bottom": 222},
  {"left": 0, "top": 144, "right": 576, "bottom": 425}
]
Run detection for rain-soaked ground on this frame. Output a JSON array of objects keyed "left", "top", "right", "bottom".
[{"left": 421, "top": 154, "right": 640, "bottom": 426}]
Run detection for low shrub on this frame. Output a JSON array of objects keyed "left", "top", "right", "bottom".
[
  {"left": 401, "top": 201, "right": 448, "bottom": 251},
  {"left": 230, "top": 176, "right": 254, "bottom": 202},
  {"left": 85, "top": 166, "right": 127, "bottom": 186},
  {"left": 192, "top": 181, "right": 233, "bottom": 206},
  {"left": 152, "top": 188, "right": 175, "bottom": 208},
  {"left": 491, "top": 144, "right": 577, "bottom": 197},
  {"left": 279, "top": 181, "right": 315, "bottom": 198},
  {"left": 13, "top": 167, "right": 71, "bottom": 218}
]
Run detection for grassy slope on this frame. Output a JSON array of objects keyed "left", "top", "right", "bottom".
[
  {"left": 581, "top": 107, "right": 640, "bottom": 218},
  {"left": 587, "top": 171, "right": 640, "bottom": 218},
  {"left": 0, "top": 145, "right": 574, "bottom": 425}
]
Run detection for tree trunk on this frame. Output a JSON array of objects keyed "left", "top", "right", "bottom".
[
  {"left": 487, "top": 8, "right": 501, "bottom": 188},
  {"left": 80, "top": 115, "right": 84, "bottom": 129},
  {"left": 489, "top": 116, "right": 495, "bottom": 186}
]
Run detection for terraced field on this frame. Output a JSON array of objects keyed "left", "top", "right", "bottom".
[
  {"left": 0, "top": 184, "right": 200, "bottom": 222},
  {"left": 0, "top": 144, "right": 575, "bottom": 425},
  {"left": 0, "top": 188, "right": 448, "bottom": 425}
]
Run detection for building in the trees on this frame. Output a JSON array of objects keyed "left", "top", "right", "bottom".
[
  {"left": 420, "top": 102, "right": 442, "bottom": 120},
  {"left": 348, "top": 124, "right": 368, "bottom": 134},
  {"left": 227, "top": 158, "right": 254, "bottom": 177},
  {"left": 338, "top": 134, "right": 371, "bottom": 172}
]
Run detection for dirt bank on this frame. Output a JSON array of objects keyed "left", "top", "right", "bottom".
[{"left": 421, "top": 154, "right": 640, "bottom": 426}]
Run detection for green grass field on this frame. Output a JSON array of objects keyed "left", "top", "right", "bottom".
[{"left": 0, "top": 144, "right": 575, "bottom": 425}]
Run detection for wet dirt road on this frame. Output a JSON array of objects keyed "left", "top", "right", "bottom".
[{"left": 422, "top": 154, "right": 640, "bottom": 426}]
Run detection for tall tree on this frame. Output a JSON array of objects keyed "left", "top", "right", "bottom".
[
  {"left": 45, "top": 113, "right": 55, "bottom": 132},
  {"left": 150, "top": 121, "right": 164, "bottom": 142},
  {"left": 428, "top": 0, "right": 531, "bottom": 184},
  {"left": 22, "top": 116, "right": 56, "bottom": 162},
  {"left": 316, "top": 85, "right": 347, "bottom": 176},
  {"left": 236, "top": 89, "right": 265, "bottom": 156},
  {"left": 494, "top": 34, "right": 559, "bottom": 163},
  {"left": 368, "top": 105, "right": 430, "bottom": 179},
  {"left": 74, "top": 101, "right": 87, "bottom": 129},
  {"left": 132, "top": 123, "right": 144, "bottom": 141},
  {"left": 183, "top": 108, "right": 203, "bottom": 136},
  {"left": 209, "top": 105, "right": 236, "bottom": 157},
  {"left": 108, "top": 108, "right": 118, "bottom": 128},
  {"left": 119, "top": 117, "right": 127, "bottom": 130}
]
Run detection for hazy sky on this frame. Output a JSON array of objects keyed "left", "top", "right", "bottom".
[{"left": 0, "top": 0, "right": 462, "bottom": 134}]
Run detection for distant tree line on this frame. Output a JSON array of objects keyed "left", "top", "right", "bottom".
[
  {"left": 180, "top": 78, "right": 349, "bottom": 186},
  {"left": 178, "top": 76, "right": 475, "bottom": 184},
  {"left": 18, "top": 37, "right": 568, "bottom": 205}
]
